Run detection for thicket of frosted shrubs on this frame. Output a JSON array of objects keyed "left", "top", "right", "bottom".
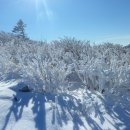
[{"left": 0, "top": 32, "right": 130, "bottom": 95}]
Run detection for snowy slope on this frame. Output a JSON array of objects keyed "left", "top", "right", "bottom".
[{"left": 0, "top": 80, "right": 130, "bottom": 130}]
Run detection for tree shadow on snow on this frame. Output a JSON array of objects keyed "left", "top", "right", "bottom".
[
  {"left": 54, "top": 93, "right": 104, "bottom": 130},
  {"left": 50, "top": 91, "right": 130, "bottom": 130},
  {"left": 1, "top": 85, "right": 46, "bottom": 130},
  {"left": 2, "top": 82, "right": 130, "bottom": 130},
  {"left": 56, "top": 94, "right": 87, "bottom": 130},
  {"left": 97, "top": 92, "right": 130, "bottom": 130}
]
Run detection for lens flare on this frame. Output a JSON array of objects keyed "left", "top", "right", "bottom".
[{"left": 34, "top": 0, "right": 53, "bottom": 22}]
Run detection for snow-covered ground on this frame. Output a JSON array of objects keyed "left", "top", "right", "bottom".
[{"left": 0, "top": 80, "right": 130, "bottom": 130}]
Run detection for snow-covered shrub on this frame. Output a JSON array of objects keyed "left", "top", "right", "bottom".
[{"left": 0, "top": 34, "right": 130, "bottom": 94}]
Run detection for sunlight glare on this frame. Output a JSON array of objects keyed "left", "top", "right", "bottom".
[{"left": 33, "top": 0, "right": 53, "bottom": 21}]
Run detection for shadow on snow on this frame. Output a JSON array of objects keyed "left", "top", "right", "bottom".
[
  {"left": 1, "top": 82, "right": 130, "bottom": 130},
  {"left": 1, "top": 86, "right": 46, "bottom": 130}
]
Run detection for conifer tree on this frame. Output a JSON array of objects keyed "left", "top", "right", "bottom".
[{"left": 12, "top": 19, "right": 28, "bottom": 40}]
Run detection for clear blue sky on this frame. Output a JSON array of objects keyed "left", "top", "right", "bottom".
[{"left": 0, "top": 0, "right": 130, "bottom": 44}]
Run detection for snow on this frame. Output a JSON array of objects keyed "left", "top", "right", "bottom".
[
  {"left": 0, "top": 80, "right": 130, "bottom": 130},
  {"left": 0, "top": 35, "right": 130, "bottom": 130}
]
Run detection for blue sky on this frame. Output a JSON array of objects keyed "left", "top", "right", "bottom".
[{"left": 0, "top": 0, "right": 130, "bottom": 44}]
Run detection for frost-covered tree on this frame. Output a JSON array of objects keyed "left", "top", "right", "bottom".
[{"left": 12, "top": 19, "right": 28, "bottom": 40}]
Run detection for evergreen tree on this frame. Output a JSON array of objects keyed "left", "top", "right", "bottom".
[{"left": 12, "top": 19, "right": 28, "bottom": 40}]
